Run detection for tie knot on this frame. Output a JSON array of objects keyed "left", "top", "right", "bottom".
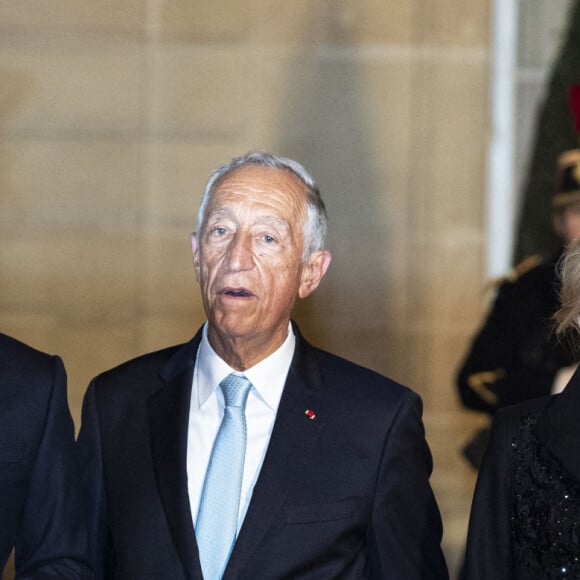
[{"left": 219, "top": 373, "right": 252, "bottom": 408}]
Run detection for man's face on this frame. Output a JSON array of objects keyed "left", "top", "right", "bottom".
[
  {"left": 191, "top": 165, "right": 330, "bottom": 349},
  {"left": 554, "top": 201, "right": 580, "bottom": 243}
]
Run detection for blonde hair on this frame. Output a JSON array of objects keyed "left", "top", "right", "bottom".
[{"left": 555, "top": 238, "right": 580, "bottom": 337}]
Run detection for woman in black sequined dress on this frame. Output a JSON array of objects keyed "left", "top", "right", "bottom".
[{"left": 461, "top": 239, "right": 580, "bottom": 580}]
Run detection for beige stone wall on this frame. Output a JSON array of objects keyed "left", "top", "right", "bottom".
[{"left": 0, "top": 2, "right": 490, "bottom": 574}]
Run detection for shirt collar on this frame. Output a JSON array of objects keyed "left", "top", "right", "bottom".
[{"left": 195, "top": 322, "right": 295, "bottom": 411}]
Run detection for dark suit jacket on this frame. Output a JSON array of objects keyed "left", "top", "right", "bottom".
[
  {"left": 461, "top": 367, "right": 580, "bottom": 579},
  {"left": 0, "top": 333, "right": 93, "bottom": 579},
  {"left": 77, "top": 325, "right": 448, "bottom": 579}
]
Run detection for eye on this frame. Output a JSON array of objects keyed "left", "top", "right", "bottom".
[
  {"left": 209, "top": 226, "right": 228, "bottom": 236},
  {"left": 260, "top": 234, "right": 278, "bottom": 245}
]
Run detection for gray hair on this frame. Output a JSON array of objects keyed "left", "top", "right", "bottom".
[
  {"left": 196, "top": 151, "right": 328, "bottom": 261},
  {"left": 555, "top": 238, "right": 580, "bottom": 339}
]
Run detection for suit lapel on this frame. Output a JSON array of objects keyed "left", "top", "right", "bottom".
[
  {"left": 223, "top": 329, "right": 326, "bottom": 579},
  {"left": 147, "top": 331, "right": 204, "bottom": 580},
  {"left": 534, "top": 366, "right": 580, "bottom": 483}
]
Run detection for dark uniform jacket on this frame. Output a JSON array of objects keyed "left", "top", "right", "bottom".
[{"left": 457, "top": 255, "right": 574, "bottom": 415}]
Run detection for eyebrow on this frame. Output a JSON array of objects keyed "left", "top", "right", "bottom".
[
  {"left": 258, "top": 216, "right": 291, "bottom": 231},
  {"left": 205, "top": 210, "right": 290, "bottom": 231},
  {"left": 205, "top": 208, "right": 230, "bottom": 221}
]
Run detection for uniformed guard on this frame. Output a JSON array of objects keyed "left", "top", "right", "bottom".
[{"left": 457, "top": 148, "right": 580, "bottom": 468}]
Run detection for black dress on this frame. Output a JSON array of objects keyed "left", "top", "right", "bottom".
[{"left": 462, "top": 367, "right": 580, "bottom": 579}]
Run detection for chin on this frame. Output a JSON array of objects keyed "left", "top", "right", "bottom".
[{"left": 212, "top": 315, "right": 257, "bottom": 338}]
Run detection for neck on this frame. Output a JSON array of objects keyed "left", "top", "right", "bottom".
[{"left": 207, "top": 325, "right": 289, "bottom": 371}]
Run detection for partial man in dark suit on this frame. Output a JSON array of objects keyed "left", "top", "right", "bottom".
[
  {"left": 77, "top": 151, "right": 448, "bottom": 579},
  {"left": 0, "top": 332, "right": 93, "bottom": 579}
]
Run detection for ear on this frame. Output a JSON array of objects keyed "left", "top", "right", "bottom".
[
  {"left": 298, "top": 250, "right": 332, "bottom": 299},
  {"left": 190, "top": 233, "right": 201, "bottom": 282}
]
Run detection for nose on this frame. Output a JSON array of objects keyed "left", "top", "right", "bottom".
[{"left": 223, "top": 233, "right": 253, "bottom": 271}]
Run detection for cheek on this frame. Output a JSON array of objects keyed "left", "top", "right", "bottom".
[
  {"left": 199, "top": 249, "right": 222, "bottom": 273},
  {"left": 565, "top": 216, "right": 580, "bottom": 240},
  {"left": 270, "top": 263, "right": 303, "bottom": 295}
]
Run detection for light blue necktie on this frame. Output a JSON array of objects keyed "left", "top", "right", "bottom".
[{"left": 196, "top": 373, "right": 252, "bottom": 580}]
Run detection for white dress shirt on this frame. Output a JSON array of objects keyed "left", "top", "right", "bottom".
[{"left": 187, "top": 322, "right": 295, "bottom": 532}]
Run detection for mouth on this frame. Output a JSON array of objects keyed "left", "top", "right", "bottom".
[{"left": 220, "top": 287, "right": 254, "bottom": 298}]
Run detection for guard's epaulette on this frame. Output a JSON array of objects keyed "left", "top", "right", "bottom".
[
  {"left": 486, "top": 254, "right": 544, "bottom": 289},
  {"left": 466, "top": 369, "right": 506, "bottom": 405}
]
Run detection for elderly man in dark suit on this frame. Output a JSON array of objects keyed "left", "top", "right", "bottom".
[
  {"left": 0, "top": 332, "right": 92, "bottom": 579},
  {"left": 77, "top": 151, "right": 448, "bottom": 579}
]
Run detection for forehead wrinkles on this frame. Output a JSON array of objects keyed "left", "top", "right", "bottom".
[
  {"left": 205, "top": 207, "right": 291, "bottom": 232},
  {"left": 208, "top": 168, "right": 308, "bottom": 225}
]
